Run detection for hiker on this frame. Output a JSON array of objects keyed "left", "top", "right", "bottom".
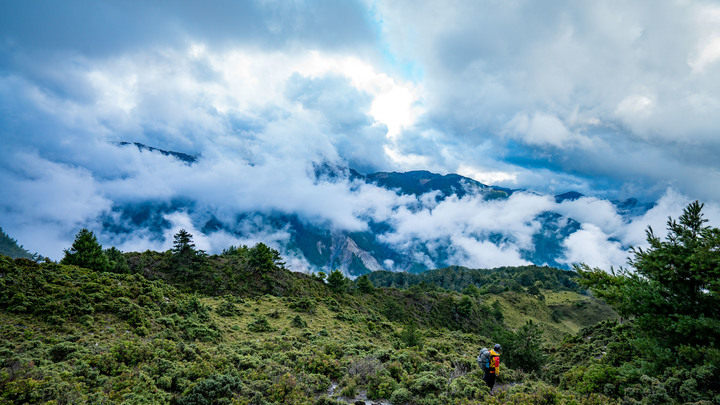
[{"left": 478, "top": 343, "right": 501, "bottom": 390}]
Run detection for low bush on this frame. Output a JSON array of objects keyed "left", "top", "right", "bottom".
[
  {"left": 177, "top": 374, "right": 243, "bottom": 405},
  {"left": 247, "top": 315, "right": 274, "bottom": 333}
]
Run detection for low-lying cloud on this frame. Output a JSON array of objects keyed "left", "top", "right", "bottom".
[{"left": 1, "top": 1, "right": 719, "bottom": 272}]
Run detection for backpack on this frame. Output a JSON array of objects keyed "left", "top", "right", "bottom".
[{"left": 477, "top": 348, "right": 490, "bottom": 372}]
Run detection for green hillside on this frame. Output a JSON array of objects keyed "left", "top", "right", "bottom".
[
  {"left": 0, "top": 249, "right": 614, "bottom": 404},
  {"left": 0, "top": 227, "right": 40, "bottom": 261},
  {"left": 1, "top": 201, "right": 719, "bottom": 404}
]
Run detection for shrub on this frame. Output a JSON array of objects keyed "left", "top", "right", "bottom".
[
  {"left": 302, "top": 353, "right": 343, "bottom": 379},
  {"left": 216, "top": 300, "right": 241, "bottom": 317},
  {"left": 289, "top": 296, "right": 317, "bottom": 313},
  {"left": 48, "top": 341, "right": 81, "bottom": 362},
  {"left": 176, "top": 295, "right": 210, "bottom": 321},
  {"left": 409, "top": 371, "right": 445, "bottom": 396},
  {"left": 177, "top": 374, "right": 243, "bottom": 405},
  {"left": 268, "top": 372, "right": 308, "bottom": 403},
  {"left": 366, "top": 373, "right": 396, "bottom": 400},
  {"left": 291, "top": 315, "right": 307, "bottom": 328},
  {"left": 383, "top": 300, "right": 406, "bottom": 322},
  {"left": 399, "top": 322, "right": 423, "bottom": 349},
  {"left": 179, "top": 317, "right": 221, "bottom": 341},
  {"left": 622, "top": 375, "right": 671, "bottom": 404},
  {"left": 348, "top": 356, "right": 384, "bottom": 385},
  {"left": 236, "top": 355, "right": 261, "bottom": 371},
  {"left": 390, "top": 387, "right": 413, "bottom": 404},
  {"left": 111, "top": 340, "right": 153, "bottom": 366},
  {"left": 302, "top": 373, "right": 331, "bottom": 393},
  {"left": 248, "top": 315, "right": 274, "bottom": 333},
  {"left": 338, "top": 378, "right": 358, "bottom": 397},
  {"left": 448, "top": 375, "right": 487, "bottom": 399},
  {"left": 79, "top": 314, "right": 94, "bottom": 327}
]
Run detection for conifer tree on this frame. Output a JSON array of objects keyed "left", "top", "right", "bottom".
[
  {"left": 61, "top": 228, "right": 110, "bottom": 272},
  {"left": 171, "top": 228, "right": 210, "bottom": 281},
  {"left": 578, "top": 200, "right": 720, "bottom": 347},
  {"left": 172, "top": 229, "right": 196, "bottom": 257},
  {"left": 327, "top": 269, "right": 349, "bottom": 292},
  {"left": 105, "top": 246, "right": 129, "bottom": 273},
  {"left": 247, "top": 242, "right": 284, "bottom": 273},
  {"left": 356, "top": 274, "right": 374, "bottom": 293}
]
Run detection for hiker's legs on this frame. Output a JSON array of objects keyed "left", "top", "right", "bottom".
[{"left": 483, "top": 372, "right": 496, "bottom": 390}]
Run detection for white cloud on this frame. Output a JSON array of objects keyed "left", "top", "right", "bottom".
[
  {"left": 0, "top": 152, "right": 111, "bottom": 259},
  {"left": 615, "top": 95, "right": 654, "bottom": 119},
  {"left": 560, "top": 224, "right": 629, "bottom": 270},
  {"left": 555, "top": 197, "right": 625, "bottom": 237},
  {"left": 457, "top": 164, "right": 517, "bottom": 185},
  {"left": 690, "top": 36, "right": 720, "bottom": 73},
  {"left": 2, "top": 0, "right": 720, "bottom": 272},
  {"left": 449, "top": 235, "right": 529, "bottom": 268},
  {"left": 378, "top": 192, "right": 554, "bottom": 268},
  {"left": 507, "top": 112, "right": 592, "bottom": 149},
  {"left": 374, "top": 0, "right": 720, "bottom": 201},
  {"left": 620, "top": 188, "right": 692, "bottom": 247}
]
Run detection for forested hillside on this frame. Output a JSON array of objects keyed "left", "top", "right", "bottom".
[
  {"left": 0, "top": 201, "right": 718, "bottom": 404},
  {"left": 0, "top": 227, "right": 40, "bottom": 261}
]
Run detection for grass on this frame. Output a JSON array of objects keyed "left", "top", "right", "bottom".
[
  {"left": 0, "top": 256, "right": 620, "bottom": 404},
  {"left": 493, "top": 290, "right": 616, "bottom": 344}
]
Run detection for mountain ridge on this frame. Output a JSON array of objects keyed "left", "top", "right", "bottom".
[{"left": 20, "top": 143, "right": 654, "bottom": 276}]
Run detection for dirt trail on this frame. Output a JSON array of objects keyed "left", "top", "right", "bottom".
[{"left": 491, "top": 382, "right": 522, "bottom": 395}]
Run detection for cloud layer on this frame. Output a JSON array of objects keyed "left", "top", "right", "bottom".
[{"left": 1, "top": 1, "right": 719, "bottom": 270}]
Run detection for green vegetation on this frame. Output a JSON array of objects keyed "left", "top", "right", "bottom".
[
  {"left": 569, "top": 201, "right": 720, "bottom": 404},
  {"left": 0, "top": 227, "right": 41, "bottom": 261},
  {"left": 1, "top": 201, "right": 716, "bottom": 404},
  {"left": 368, "top": 265, "right": 582, "bottom": 293},
  {"left": 60, "top": 228, "right": 110, "bottom": 272}
]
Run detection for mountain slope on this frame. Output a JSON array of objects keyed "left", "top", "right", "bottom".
[
  {"left": 365, "top": 170, "right": 512, "bottom": 199},
  {"left": 0, "top": 227, "right": 39, "bottom": 260},
  {"left": 0, "top": 252, "right": 618, "bottom": 404},
  {"left": 94, "top": 146, "right": 650, "bottom": 276}
]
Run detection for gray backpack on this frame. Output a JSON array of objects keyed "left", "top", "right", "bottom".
[{"left": 477, "top": 347, "right": 490, "bottom": 372}]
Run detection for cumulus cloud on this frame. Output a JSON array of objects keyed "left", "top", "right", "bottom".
[
  {"left": 1, "top": 0, "right": 719, "bottom": 272},
  {"left": 506, "top": 112, "right": 594, "bottom": 149},
  {"left": 376, "top": 192, "right": 554, "bottom": 269},
  {"left": 374, "top": 0, "right": 720, "bottom": 201},
  {"left": 0, "top": 152, "right": 111, "bottom": 256},
  {"left": 559, "top": 224, "right": 629, "bottom": 270},
  {"left": 555, "top": 197, "right": 625, "bottom": 237}
]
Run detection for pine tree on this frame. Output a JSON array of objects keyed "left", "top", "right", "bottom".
[
  {"left": 172, "top": 229, "right": 196, "bottom": 257},
  {"left": 499, "top": 320, "right": 546, "bottom": 372},
  {"left": 61, "top": 229, "right": 110, "bottom": 272},
  {"left": 105, "top": 246, "right": 129, "bottom": 273},
  {"left": 170, "top": 229, "right": 208, "bottom": 281},
  {"left": 356, "top": 274, "right": 374, "bottom": 293},
  {"left": 327, "top": 269, "right": 348, "bottom": 292},
  {"left": 399, "top": 321, "right": 423, "bottom": 348},
  {"left": 247, "top": 243, "right": 284, "bottom": 273},
  {"left": 578, "top": 200, "right": 720, "bottom": 347}
]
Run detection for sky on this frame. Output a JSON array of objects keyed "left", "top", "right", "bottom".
[{"left": 1, "top": 0, "right": 720, "bottom": 269}]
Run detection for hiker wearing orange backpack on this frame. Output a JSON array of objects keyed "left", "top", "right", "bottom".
[{"left": 478, "top": 343, "right": 501, "bottom": 390}]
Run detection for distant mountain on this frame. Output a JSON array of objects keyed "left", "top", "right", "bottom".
[
  {"left": 364, "top": 170, "right": 512, "bottom": 200},
  {"left": 555, "top": 191, "right": 584, "bottom": 203},
  {"left": 116, "top": 142, "right": 198, "bottom": 164},
  {"left": 98, "top": 146, "right": 652, "bottom": 276},
  {"left": 101, "top": 171, "right": 607, "bottom": 276},
  {"left": 613, "top": 197, "right": 655, "bottom": 218}
]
